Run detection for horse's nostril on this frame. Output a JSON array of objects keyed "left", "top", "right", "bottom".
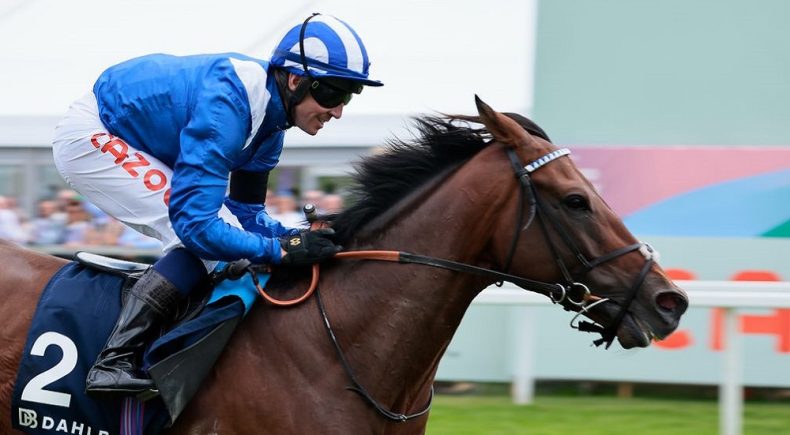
[{"left": 655, "top": 292, "right": 686, "bottom": 313}]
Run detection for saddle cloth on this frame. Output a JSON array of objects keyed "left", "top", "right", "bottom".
[{"left": 11, "top": 261, "right": 266, "bottom": 435}]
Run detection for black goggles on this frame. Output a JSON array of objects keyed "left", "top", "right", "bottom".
[{"left": 309, "top": 78, "right": 363, "bottom": 108}]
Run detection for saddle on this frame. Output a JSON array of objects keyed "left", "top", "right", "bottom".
[
  {"left": 75, "top": 251, "right": 211, "bottom": 325},
  {"left": 74, "top": 251, "right": 149, "bottom": 274}
]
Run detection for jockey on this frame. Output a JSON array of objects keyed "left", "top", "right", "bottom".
[{"left": 51, "top": 13, "right": 382, "bottom": 398}]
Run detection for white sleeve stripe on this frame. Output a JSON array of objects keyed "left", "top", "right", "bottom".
[
  {"left": 229, "top": 58, "right": 271, "bottom": 150},
  {"left": 313, "top": 15, "right": 364, "bottom": 74}
]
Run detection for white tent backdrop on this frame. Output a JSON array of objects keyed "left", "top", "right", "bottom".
[{"left": 0, "top": 0, "right": 537, "bottom": 145}]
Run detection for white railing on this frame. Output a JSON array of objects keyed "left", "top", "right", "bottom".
[{"left": 473, "top": 280, "right": 790, "bottom": 435}]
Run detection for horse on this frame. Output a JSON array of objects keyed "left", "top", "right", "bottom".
[{"left": 0, "top": 97, "right": 687, "bottom": 434}]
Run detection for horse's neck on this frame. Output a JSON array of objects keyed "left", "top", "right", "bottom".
[
  {"left": 314, "top": 174, "right": 502, "bottom": 411},
  {"left": 307, "top": 267, "right": 471, "bottom": 414},
  {"left": 210, "top": 156, "right": 510, "bottom": 426}
]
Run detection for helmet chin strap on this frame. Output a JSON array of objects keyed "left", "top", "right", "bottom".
[
  {"left": 274, "top": 71, "right": 310, "bottom": 128},
  {"left": 278, "top": 13, "right": 320, "bottom": 127},
  {"left": 289, "top": 79, "right": 311, "bottom": 126}
]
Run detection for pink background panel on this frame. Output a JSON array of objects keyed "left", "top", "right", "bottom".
[{"left": 568, "top": 146, "right": 790, "bottom": 216}]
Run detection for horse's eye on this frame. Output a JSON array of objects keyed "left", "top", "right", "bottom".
[{"left": 563, "top": 194, "right": 589, "bottom": 211}]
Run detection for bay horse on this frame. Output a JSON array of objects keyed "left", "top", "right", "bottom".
[{"left": 0, "top": 97, "right": 687, "bottom": 434}]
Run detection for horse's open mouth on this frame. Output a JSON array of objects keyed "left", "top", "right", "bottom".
[{"left": 615, "top": 312, "right": 652, "bottom": 349}]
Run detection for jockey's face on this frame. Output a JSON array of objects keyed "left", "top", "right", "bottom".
[{"left": 289, "top": 74, "right": 344, "bottom": 136}]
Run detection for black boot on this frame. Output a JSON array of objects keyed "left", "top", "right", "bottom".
[{"left": 85, "top": 268, "right": 180, "bottom": 398}]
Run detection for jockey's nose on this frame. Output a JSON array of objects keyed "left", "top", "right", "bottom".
[{"left": 330, "top": 104, "right": 344, "bottom": 119}]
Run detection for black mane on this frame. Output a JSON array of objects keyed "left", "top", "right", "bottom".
[{"left": 329, "top": 114, "right": 550, "bottom": 243}]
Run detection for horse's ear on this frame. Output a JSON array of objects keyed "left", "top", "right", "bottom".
[{"left": 474, "top": 95, "right": 531, "bottom": 148}]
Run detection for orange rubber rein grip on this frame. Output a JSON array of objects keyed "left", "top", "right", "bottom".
[{"left": 254, "top": 251, "right": 400, "bottom": 307}]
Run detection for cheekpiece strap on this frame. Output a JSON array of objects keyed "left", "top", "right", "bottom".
[{"left": 524, "top": 148, "right": 571, "bottom": 173}]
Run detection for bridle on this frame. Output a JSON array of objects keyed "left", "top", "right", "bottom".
[
  {"left": 219, "top": 144, "right": 659, "bottom": 422},
  {"left": 314, "top": 146, "right": 658, "bottom": 348},
  {"left": 320, "top": 146, "right": 658, "bottom": 348},
  {"left": 500, "top": 146, "right": 657, "bottom": 348}
]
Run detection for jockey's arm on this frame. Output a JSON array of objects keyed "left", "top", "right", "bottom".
[
  {"left": 168, "top": 85, "right": 284, "bottom": 264},
  {"left": 223, "top": 197, "right": 298, "bottom": 239},
  {"left": 227, "top": 169, "right": 298, "bottom": 262}
]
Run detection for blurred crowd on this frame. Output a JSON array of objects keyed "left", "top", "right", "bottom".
[{"left": 0, "top": 188, "right": 344, "bottom": 249}]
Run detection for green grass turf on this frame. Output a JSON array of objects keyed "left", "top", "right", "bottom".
[{"left": 426, "top": 395, "right": 790, "bottom": 435}]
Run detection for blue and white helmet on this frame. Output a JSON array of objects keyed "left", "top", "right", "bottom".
[{"left": 270, "top": 13, "right": 383, "bottom": 87}]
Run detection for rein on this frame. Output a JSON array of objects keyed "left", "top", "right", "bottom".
[{"left": 314, "top": 285, "right": 433, "bottom": 422}]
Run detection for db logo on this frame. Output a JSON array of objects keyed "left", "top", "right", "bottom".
[
  {"left": 289, "top": 237, "right": 302, "bottom": 247},
  {"left": 18, "top": 407, "right": 38, "bottom": 429}
]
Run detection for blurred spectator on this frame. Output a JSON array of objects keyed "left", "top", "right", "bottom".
[
  {"left": 62, "top": 196, "right": 93, "bottom": 245},
  {"left": 28, "top": 199, "right": 67, "bottom": 245},
  {"left": 0, "top": 195, "right": 27, "bottom": 244},
  {"left": 84, "top": 200, "right": 111, "bottom": 227},
  {"left": 81, "top": 199, "right": 125, "bottom": 246},
  {"left": 5, "top": 195, "right": 29, "bottom": 224},
  {"left": 16, "top": 185, "right": 343, "bottom": 249},
  {"left": 117, "top": 225, "right": 163, "bottom": 250},
  {"left": 271, "top": 193, "right": 307, "bottom": 229},
  {"left": 320, "top": 193, "right": 344, "bottom": 214},
  {"left": 301, "top": 189, "right": 324, "bottom": 210},
  {"left": 83, "top": 216, "right": 125, "bottom": 246},
  {"left": 56, "top": 188, "right": 80, "bottom": 209}
]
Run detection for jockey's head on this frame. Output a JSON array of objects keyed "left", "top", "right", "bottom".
[{"left": 270, "top": 13, "right": 383, "bottom": 135}]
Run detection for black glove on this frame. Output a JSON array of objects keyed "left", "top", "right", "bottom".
[{"left": 279, "top": 228, "right": 342, "bottom": 265}]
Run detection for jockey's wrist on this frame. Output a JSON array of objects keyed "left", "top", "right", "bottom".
[{"left": 252, "top": 237, "right": 284, "bottom": 265}]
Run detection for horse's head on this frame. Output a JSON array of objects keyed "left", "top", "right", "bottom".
[{"left": 469, "top": 96, "right": 688, "bottom": 349}]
